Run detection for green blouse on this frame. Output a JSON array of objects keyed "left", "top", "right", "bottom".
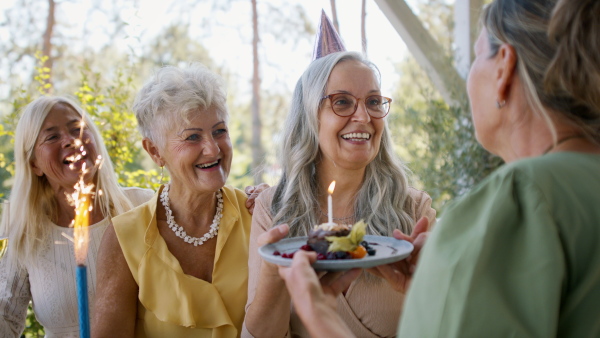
[{"left": 399, "top": 152, "right": 600, "bottom": 337}]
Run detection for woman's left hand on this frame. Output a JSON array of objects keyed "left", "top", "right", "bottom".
[
  {"left": 244, "top": 183, "right": 270, "bottom": 215},
  {"left": 257, "top": 224, "right": 362, "bottom": 337},
  {"left": 367, "top": 216, "right": 430, "bottom": 293}
]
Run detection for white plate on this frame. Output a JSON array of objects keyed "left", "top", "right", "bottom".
[{"left": 258, "top": 235, "right": 414, "bottom": 271}]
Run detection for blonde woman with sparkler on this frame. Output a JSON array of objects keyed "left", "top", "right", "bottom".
[{"left": 0, "top": 96, "right": 154, "bottom": 337}]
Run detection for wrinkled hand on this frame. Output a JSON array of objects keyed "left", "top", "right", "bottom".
[
  {"left": 259, "top": 225, "right": 361, "bottom": 308},
  {"left": 278, "top": 250, "right": 360, "bottom": 337},
  {"left": 257, "top": 223, "right": 289, "bottom": 246},
  {"left": 244, "top": 183, "right": 270, "bottom": 215},
  {"left": 256, "top": 224, "right": 290, "bottom": 278},
  {"left": 367, "top": 216, "right": 430, "bottom": 293}
]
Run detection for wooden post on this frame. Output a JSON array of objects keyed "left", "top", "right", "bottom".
[{"left": 454, "top": 0, "right": 483, "bottom": 79}]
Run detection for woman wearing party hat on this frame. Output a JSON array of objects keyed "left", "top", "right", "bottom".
[{"left": 243, "top": 12, "right": 435, "bottom": 338}]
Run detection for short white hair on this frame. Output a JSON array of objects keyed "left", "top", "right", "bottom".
[{"left": 133, "top": 64, "right": 228, "bottom": 147}]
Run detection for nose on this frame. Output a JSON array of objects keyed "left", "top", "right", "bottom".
[
  {"left": 351, "top": 100, "right": 371, "bottom": 123},
  {"left": 61, "top": 133, "right": 76, "bottom": 149},
  {"left": 202, "top": 137, "right": 220, "bottom": 157}
]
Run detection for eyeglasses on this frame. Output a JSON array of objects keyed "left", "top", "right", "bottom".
[{"left": 321, "top": 93, "right": 392, "bottom": 119}]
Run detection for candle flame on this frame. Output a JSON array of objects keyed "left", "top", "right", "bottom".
[{"left": 328, "top": 181, "right": 336, "bottom": 194}]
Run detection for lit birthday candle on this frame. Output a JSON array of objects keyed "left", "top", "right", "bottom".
[{"left": 327, "top": 181, "right": 336, "bottom": 225}]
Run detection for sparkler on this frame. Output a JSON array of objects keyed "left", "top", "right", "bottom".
[{"left": 67, "top": 119, "right": 102, "bottom": 338}]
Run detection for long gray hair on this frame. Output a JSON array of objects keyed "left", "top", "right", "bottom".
[{"left": 271, "top": 51, "right": 415, "bottom": 237}]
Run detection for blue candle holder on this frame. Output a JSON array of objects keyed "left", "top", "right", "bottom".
[{"left": 76, "top": 265, "right": 90, "bottom": 338}]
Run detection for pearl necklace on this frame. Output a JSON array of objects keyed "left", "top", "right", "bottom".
[{"left": 160, "top": 183, "right": 223, "bottom": 246}]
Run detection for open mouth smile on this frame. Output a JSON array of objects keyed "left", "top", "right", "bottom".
[
  {"left": 341, "top": 132, "right": 371, "bottom": 141},
  {"left": 196, "top": 159, "right": 220, "bottom": 169},
  {"left": 63, "top": 154, "right": 86, "bottom": 166}
]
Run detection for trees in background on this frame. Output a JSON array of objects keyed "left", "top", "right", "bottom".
[
  {"left": 389, "top": 0, "right": 502, "bottom": 210},
  {"left": 251, "top": 0, "right": 266, "bottom": 184},
  {"left": 1, "top": 0, "right": 505, "bottom": 209},
  {"left": 330, "top": 0, "right": 340, "bottom": 33},
  {"left": 361, "top": 0, "right": 367, "bottom": 55},
  {"left": 41, "top": 0, "right": 55, "bottom": 90}
]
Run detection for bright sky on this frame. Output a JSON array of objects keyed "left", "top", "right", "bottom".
[
  {"left": 1, "top": 0, "right": 412, "bottom": 102},
  {"left": 130, "top": 0, "right": 409, "bottom": 97}
]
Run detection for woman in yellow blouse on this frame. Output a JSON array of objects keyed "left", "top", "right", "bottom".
[{"left": 92, "top": 64, "right": 252, "bottom": 337}]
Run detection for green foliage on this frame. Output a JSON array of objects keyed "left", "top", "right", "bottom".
[
  {"left": 389, "top": 0, "right": 503, "bottom": 212},
  {"left": 74, "top": 63, "right": 150, "bottom": 186},
  {"left": 23, "top": 303, "right": 44, "bottom": 338},
  {"left": 33, "top": 52, "right": 52, "bottom": 96},
  {"left": 0, "top": 53, "right": 45, "bottom": 198},
  {"left": 390, "top": 58, "right": 503, "bottom": 212},
  {"left": 121, "top": 169, "right": 165, "bottom": 192}
]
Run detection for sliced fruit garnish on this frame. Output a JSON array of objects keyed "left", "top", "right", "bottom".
[{"left": 326, "top": 220, "right": 367, "bottom": 253}]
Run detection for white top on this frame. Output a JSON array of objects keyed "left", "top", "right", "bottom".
[{"left": 0, "top": 187, "right": 153, "bottom": 338}]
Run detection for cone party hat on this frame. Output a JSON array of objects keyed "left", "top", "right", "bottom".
[{"left": 312, "top": 9, "right": 346, "bottom": 60}]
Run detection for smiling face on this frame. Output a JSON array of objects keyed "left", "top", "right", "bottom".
[
  {"left": 157, "top": 105, "right": 232, "bottom": 194},
  {"left": 31, "top": 103, "right": 98, "bottom": 192},
  {"left": 317, "top": 59, "right": 385, "bottom": 171}
]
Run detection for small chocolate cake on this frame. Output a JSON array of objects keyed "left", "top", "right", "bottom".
[{"left": 307, "top": 223, "right": 351, "bottom": 254}]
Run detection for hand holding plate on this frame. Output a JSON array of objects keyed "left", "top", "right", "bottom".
[
  {"left": 278, "top": 250, "right": 357, "bottom": 338},
  {"left": 366, "top": 216, "right": 429, "bottom": 293}
]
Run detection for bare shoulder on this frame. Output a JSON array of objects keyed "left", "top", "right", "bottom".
[
  {"left": 99, "top": 223, "right": 123, "bottom": 260},
  {"left": 96, "top": 223, "right": 134, "bottom": 285},
  {"left": 93, "top": 223, "right": 138, "bottom": 336}
]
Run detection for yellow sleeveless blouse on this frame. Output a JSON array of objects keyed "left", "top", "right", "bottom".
[{"left": 113, "top": 185, "right": 251, "bottom": 338}]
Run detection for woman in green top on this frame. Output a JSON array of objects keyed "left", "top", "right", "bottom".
[{"left": 266, "top": 0, "right": 600, "bottom": 336}]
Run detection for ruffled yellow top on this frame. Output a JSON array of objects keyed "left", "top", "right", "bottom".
[{"left": 113, "top": 185, "right": 252, "bottom": 338}]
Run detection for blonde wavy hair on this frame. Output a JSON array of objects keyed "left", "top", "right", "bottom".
[{"left": 2, "top": 96, "right": 133, "bottom": 265}]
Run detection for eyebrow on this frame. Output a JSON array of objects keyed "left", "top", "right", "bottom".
[
  {"left": 330, "top": 89, "right": 381, "bottom": 95},
  {"left": 39, "top": 119, "right": 81, "bottom": 134},
  {"left": 181, "top": 121, "right": 226, "bottom": 132}
]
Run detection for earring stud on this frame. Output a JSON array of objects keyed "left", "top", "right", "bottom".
[{"left": 496, "top": 100, "right": 506, "bottom": 109}]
